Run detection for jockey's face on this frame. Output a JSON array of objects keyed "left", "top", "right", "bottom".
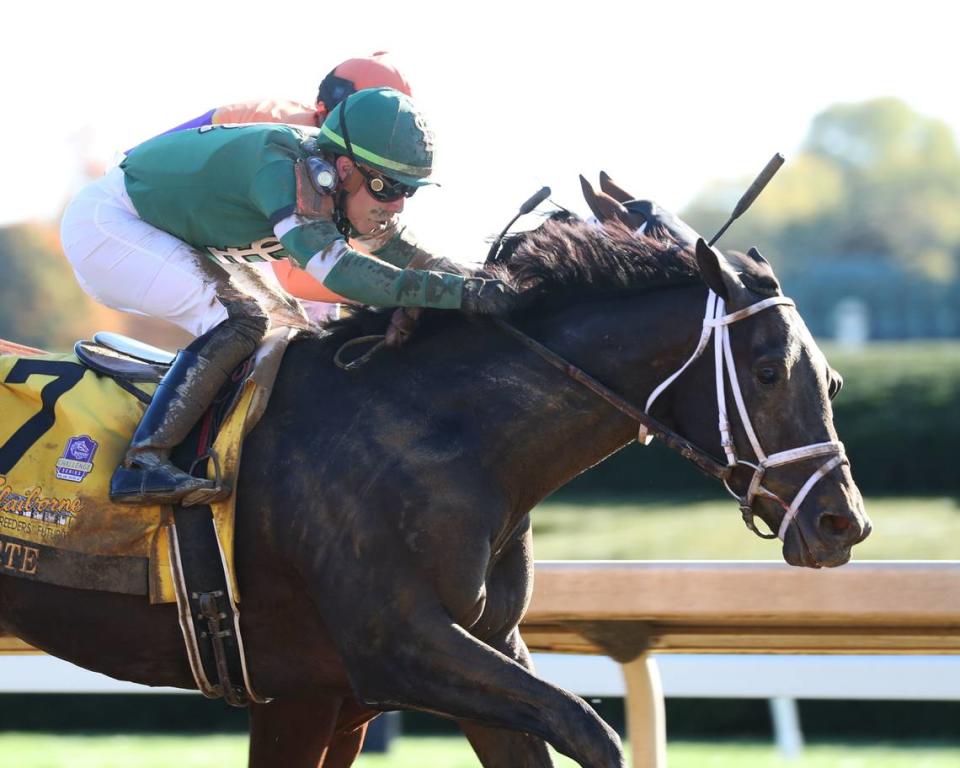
[{"left": 336, "top": 157, "right": 406, "bottom": 237}]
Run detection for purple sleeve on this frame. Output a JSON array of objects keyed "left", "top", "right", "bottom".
[
  {"left": 157, "top": 109, "right": 218, "bottom": 135},
  {"left": 125, "top": 109, "right": 218, "bottom": 154}
]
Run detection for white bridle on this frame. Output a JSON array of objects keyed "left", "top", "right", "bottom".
[{"left": 638, "top": 290, "right": 846, "bottom": 541}]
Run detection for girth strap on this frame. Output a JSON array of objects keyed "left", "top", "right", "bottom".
[{"left": 169, "top": 503, "right": 266, "bottom": 707}]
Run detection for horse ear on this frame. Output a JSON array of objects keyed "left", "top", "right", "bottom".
[
  {"left": 827, "top": 367, "right": 844, "bottom": 400},
  {"left": 746, "top": 246, "right": 770, "bottom": 266},
  {"left": 695, "top": 238, "right": 738, "bottom": 301},
  {"left": 579, "top": 174, "right": 631, "bottom": 223},
  {"left": 736, "top": 246, "right": 781, "bottom": 294},
  {"left": 599, "top": 170, "right": 634, "bottom": 204}
]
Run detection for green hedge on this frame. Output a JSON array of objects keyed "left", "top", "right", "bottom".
[{"left": 559, "top": 342, "right": 960, "bottom": 498}]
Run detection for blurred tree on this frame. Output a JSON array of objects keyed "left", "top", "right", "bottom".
[
  {"left": 0, "top": 223, "right": 102, "bottom": 348},
  {"left": 0, "top": 221, "right": 191, "bottom": 351},
  {"left": 682, "top": 98, "right": 960, "bottom": 339},
  {"left": 805, "top": 98, "right": 960, "bottom": 280},
  {"left": 686, "top": 98, "right": 960, "bottom": 277}
]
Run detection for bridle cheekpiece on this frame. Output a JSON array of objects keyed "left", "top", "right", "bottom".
[{"left": 639, "top": 289, "right": 846, "bottom": 540}]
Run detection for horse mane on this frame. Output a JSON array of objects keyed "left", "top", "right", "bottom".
[
  {"left": 486, "top": 213, "right": 700, "bottom": 304},
  {"left": 321, "top": 213, "right": 701, "bottom": 344}
]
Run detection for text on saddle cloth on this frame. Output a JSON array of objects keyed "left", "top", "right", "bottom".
[{"left": 0, "top": 351, "right": 170, "bottom": 598}]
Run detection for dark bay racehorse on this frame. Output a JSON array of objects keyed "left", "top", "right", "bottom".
[{"left": 0, "top": 209, "right": 870, "bottom": 767}]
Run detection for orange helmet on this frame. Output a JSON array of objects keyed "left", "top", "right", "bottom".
[{"left": 316, "top": 52, "right": 413, "bottom": 115}]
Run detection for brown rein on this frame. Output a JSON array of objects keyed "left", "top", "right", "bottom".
[{"left": 491, "top": 318, "right": 731, "bottom": 481}]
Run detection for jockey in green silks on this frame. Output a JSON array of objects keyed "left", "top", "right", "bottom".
[{"left": 61, "top": 87, "right": 516, "bottom": 507}]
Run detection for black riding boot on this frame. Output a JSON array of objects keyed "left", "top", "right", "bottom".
[{"left": 110, "top": 348, "right": 230, "bottom": 506}]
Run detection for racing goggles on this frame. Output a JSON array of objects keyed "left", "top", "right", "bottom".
[
  {"left": 354, "top": 164, "right": 417, "bottom": 203},
  {"left": 339, "top": 94, "right": 418, "bottom": 203}
]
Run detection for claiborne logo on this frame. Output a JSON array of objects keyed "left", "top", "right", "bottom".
[
  {"left": 56, "top": 435, "right": 98, "bottom": 483},
  {"left": 0, "top": 475, "right": 80, "bottom": 526}
]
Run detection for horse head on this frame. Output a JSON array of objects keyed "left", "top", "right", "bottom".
[
  {"left": 575, "top": 173, "right": 871, "bottom": 567},
  {"left": 325, "top": 182, "right": 870, "bottom": 568}
]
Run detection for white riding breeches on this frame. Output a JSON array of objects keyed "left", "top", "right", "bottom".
[
  {"left": 61, "top": 168, "right": 337, "bottom": 334},
  {"left": 60, "top": 167, "right": 230, "bottom": 337}
]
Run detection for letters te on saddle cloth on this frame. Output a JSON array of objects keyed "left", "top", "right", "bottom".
[{"left": 0, "top": 329, "right": 293, "bottom": 605}]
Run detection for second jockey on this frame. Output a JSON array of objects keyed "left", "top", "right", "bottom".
[{"left": 161, "top": 52, "right": 413, "bottom": 134}]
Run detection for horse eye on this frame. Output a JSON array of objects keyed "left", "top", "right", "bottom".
[{"left": 756, "top": 366, "right": 779, "bottom": 385}]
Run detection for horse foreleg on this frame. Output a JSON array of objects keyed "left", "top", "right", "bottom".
[
  {"left": 340, "top": 604, "right": 624, "bottom": 768},
  {"left": 319, "top": 727, "right": 366, "bottom": 768},
  {"left": 459, "top": 628, "right": 554, "bottom": 767},
  {"left": 461, "top": 724, "right": 555, "bottom": 768},
  {"left": 248, "top": 695, "right": 339, "bottom": 768},
  {"left": 320, "top": 698, "right": 377, "bottom": 768}
]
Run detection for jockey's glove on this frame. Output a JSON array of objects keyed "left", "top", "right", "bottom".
[
  {"left": 385, "top": 307, "right": 422, "bottom": 347},
  {"left": 460, "top": 278, "right": 519, "bottom": 315}
]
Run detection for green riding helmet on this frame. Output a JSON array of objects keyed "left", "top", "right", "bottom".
[{"left": 316, "top": 86, "right": 436, "bottom": 187}]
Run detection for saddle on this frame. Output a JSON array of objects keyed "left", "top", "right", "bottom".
[
  {"left": 0, "top": 328, "right": 295, "bottom": 705},
  {"left": 76, "top": 331, "right": 174, "bottom": 382}
]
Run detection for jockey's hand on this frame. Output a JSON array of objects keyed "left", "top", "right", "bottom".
[
  {"left": 460, "top": 278, "right": 519, "bottom": 316},
  {"left": 385, "top": 307, "right": 423, "bottom": 347}
]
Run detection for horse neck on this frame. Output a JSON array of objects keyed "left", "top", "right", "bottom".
[{"left": 464, "top": 283, "right": 709, "bottom": 511}]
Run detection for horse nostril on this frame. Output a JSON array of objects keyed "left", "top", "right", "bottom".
[{"left": 818, "top": 512, "right": 855, "bottom": 539}]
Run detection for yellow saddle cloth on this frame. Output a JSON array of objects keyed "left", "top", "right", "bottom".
[{"left": 0, "top": 330, "right": 291, "bottom": 604}]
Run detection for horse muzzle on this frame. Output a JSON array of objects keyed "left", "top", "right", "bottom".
[{"left": 785, "top": 483, "right": 872, "bottom": 569}]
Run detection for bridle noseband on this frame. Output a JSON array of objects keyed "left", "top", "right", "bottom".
[{"left": 496, "top": 289, "right": 846, "bottom": 542}]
